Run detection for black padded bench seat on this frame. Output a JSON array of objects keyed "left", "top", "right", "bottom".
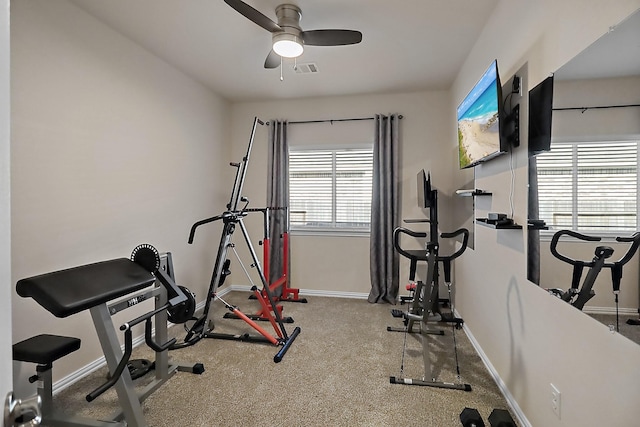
[
  {"left": 13, "top": 334, "right": 81, "bottom": 365},
  {"left": 16, "top": 258, "right": 155, "bottom": 318}
]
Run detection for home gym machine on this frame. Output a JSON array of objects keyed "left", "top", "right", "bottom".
[
  {"left": 389, "top": 171, "right": 471, "bottom": 391},
  {"left": 173, "top": 117, "right": 300, "bottom": 363},
  {"left": 12, "top": 244, "right": 203, "bottom": 427},
  {"left": 549, "top": 229, "right": 640, "bottom": 331},
  {"left": 245, "top": 206, "right": 307, "bottom": 305},
  {"left": 223, "top": 206, "right": 305, "bottom": 324}
]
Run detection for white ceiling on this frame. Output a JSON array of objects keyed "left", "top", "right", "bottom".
[{"left": 69, "top": 0, "right": 500, "bottom": 102}]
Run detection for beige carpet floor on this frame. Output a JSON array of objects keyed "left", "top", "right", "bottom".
[{"left": 49, "top": 292, "right": 517, "bottom": 426}]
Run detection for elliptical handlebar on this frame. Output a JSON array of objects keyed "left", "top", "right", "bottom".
[
  {"left": 188, "top": 214, "right": 223, "bottom": 244},
  {"left": 439, "top": 228, "right": 469, "bottom": 261}
]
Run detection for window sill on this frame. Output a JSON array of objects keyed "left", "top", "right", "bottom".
[{"left": 290, "top": 228, "right": 371, "bottom": 238}]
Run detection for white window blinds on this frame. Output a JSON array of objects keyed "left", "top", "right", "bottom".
[
  {"left": 289, "top": 147, "right": 373, "bottom": 230},
  {"left": 536, "top": 140, "right": 638, "bottom": 232}
]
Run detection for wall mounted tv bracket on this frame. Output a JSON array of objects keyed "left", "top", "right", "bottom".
[{"left": 503, "top": 75, "right": 521, "bottom": 147}]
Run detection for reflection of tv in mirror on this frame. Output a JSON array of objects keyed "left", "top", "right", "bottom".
[
  {"left": 457, "top": 60, "right": 506, "bottom": 168},
  {"left": 528, "top": 76, "right": 554, "bottom": 156},
  {"left": 417, "top": 169, "right": 435, "bottom": 208}
]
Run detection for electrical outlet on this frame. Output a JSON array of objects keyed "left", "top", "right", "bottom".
[{"left": 551, "top": 383, "right": 561, "bottom": 419}]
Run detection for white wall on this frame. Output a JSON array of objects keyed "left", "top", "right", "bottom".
[
  {"left": 10, "top": 0, "right": 229, "bottom": 394},
  {"left": 553, "top": 75, "right": 640, "bottom": 138},
  {"left": 452, "top": 1, "right": 640, "bottom": 426},
  {"left": 1, "top": 0, "right": 12, "bottom": 401},
  {"left": 229, "top": 90, "right": 457, "bottom": 295}
]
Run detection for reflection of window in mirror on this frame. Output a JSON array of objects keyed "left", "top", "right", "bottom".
[{"left": 535, "top": 138, "right": 638, "bottom": 233}]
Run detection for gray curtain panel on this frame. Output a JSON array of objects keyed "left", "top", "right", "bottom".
[
  {"left": 267, "top": 120, "right": 290, "bottom": 294},
  {"left": 368, "top": 114, "right": 401, "bottom": 304},
  {"left": 527, "top": 155, "right": 540, "bottom": 285}
]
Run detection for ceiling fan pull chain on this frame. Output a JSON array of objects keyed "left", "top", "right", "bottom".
[{"left": 280, "top": 56, "right": 284, "bottom": 81}]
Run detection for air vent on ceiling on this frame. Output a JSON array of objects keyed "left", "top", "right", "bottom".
[{"left": 294, "top": 63, "right": 319, "bottom": 74}]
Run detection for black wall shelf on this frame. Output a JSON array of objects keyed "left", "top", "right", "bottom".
[
  {"left": 476, "top": 218, "right": 522, "bottom": 229},
  {"left": 455, "top": 189, "right": 492, "bottom": 197}
]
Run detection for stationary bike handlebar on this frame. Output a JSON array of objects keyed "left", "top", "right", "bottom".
[
  {"left": 551, "top": 230, "right": 640, "bottom": 268},
  {"left": 392, "top": 227, "right": 469, "bottom": 261},
  {"left": 439, "top": 228, "right": 469, "bottom": 261},
  {"left": 550, "top": 230, "right": 602, "bottom": 265},
  {"left": 393, "top": 227, "right": 427, "bottom": 260},
  {"left": 612, "top": 232, "right": 640, "bottom": 266}
]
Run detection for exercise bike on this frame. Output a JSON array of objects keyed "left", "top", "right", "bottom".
[
  {"left": 549, "top": 229, "right": 640, "bottom": 330},
  {"left": 389, "top": 227, "right": 469, "bottom": 332},
  {"left": 389, "top": 226, "right": 471, "bottom": 390},
  {"left": 388, "top": 170, "right": 471, "bottom": 391}
]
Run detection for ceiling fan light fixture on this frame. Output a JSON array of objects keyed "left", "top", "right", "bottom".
[{"left": 273, "top": 33, "right": 303, "bottom": 58}]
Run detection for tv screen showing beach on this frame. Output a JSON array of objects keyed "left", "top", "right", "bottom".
[{"left": 457, "top": 61, "right": 502, "bottom": 168}]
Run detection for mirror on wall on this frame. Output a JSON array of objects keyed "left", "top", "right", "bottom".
[{"left": 528, "top": 8, "right": 640, "bottom": 346}]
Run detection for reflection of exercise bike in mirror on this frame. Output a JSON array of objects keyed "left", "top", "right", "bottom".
[{"left": 549, "top": 229, "right": 640, "bottom": 331}]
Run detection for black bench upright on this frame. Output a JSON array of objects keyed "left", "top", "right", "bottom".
[{"left": 13, "top": 334, "right": 81, "bottom": 423}]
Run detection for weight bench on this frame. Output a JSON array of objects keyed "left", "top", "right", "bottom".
[
  {"left": 15, "top": 256, "right": 202, "bottom": 427},
  {"left": 12, "top": 334, "right": 81, "bottom": 425}
]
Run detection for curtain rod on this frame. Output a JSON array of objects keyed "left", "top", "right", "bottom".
[
  {"left": 267, "top": 115, "right": 403, "bottom": 125},
  {"left": 553, "top": 103, "right": 640, "bottom": 112}
]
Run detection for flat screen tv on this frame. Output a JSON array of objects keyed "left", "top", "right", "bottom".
[
  {"left": 457, "top": 60, "right": 506, "bottom": 169},
  {"left": 528, "top": 75, "right": 554, "bottom": 156},
  {"left": 416, "top": 169, "right": 435, "bottom": 208}
]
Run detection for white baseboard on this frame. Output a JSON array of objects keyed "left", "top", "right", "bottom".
[
  {"left": 583, "top": 306, "right": 638, "bottom": 316},
  {"left": 461, "top": 320, "right": 532, "bottom": 427},
  {"left": 226, "top": 284, "right": 370, "bottom": 300}
]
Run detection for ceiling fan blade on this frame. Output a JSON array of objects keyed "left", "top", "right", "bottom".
[
  {"left": 224, "top": 0, "right": 281, "bottom": 33},
  {"left": 302, "top": 30, "right": 363, "bottom": 46},
  {"left": 264, "top": 49, "right": 280, "bottom": 69}
]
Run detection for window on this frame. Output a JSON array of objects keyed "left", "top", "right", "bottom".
[
  {"left": 536, "top": 139, "right": 639, "bottom": 233},
  {"left": 289, "top": 146, "right": 373, "bottom": 232}
]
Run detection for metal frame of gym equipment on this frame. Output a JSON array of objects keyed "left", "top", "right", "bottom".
[
  {"left": 389, "top": 172, "right": 472, "bottom": 391},
  {"left": 12, "top": 245, "right": 203, "bottom": 427},
  {"left": 389, "top": 237, "right": 471, "bottom": 391},
  {"left": 549, "top": 229, "right": 640, "bottom": 331},
  {"left": 389, "top": 227, "right": 469, "bottom": 333},
  {"left": 176, "top": 117, "right": 300, "bottom": 363},
  {"left": 249, "top": 207, "right": 308, "bottom": 304},
  {"left": 224, "top": 206, "right": 306, "bottom": 323},
  {"left": 389, "top": 172, "right": 468, "bottom": 333}
]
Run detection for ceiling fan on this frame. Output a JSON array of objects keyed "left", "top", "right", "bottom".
[{"left": 224, "top": 0, "right": 363, "bottom": 69}]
